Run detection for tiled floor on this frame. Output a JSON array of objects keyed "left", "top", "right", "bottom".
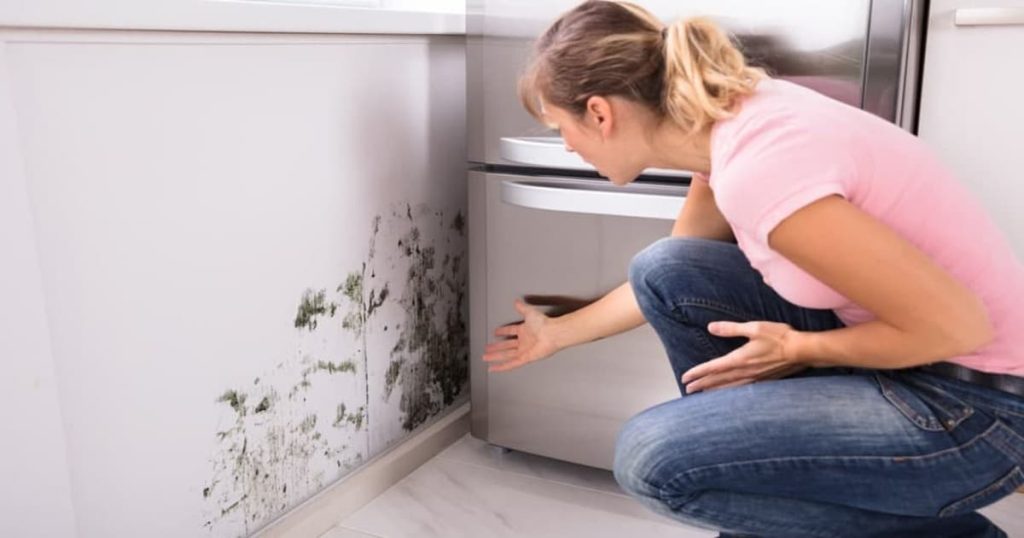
[{"left": 321, "top": 433, "right": 1024, "bottom": 538}]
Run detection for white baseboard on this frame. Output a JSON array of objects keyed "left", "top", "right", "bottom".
[{"left": 255, "top": 400, "right": 471, "bottom": 538}]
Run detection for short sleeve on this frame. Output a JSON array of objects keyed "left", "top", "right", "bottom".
[{"left": 710, "top": 115, "right": 855, "bottom": 245}]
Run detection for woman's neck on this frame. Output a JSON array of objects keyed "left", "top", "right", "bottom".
[{"left": 647, "top": 121, "right": 713, "bottom": 175}]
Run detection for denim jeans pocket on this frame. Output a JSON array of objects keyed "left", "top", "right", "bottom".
[
  {"left": 937, "top": 465, "right": 1024, "bottom": 517},
  {"left": 873, "top": 371, "right": 974, "bottom": 432}
]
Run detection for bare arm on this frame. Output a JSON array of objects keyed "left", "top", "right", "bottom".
[
  {"left": 485, "top": 178, "right": 735, "bottom": 372},
  {"left": 681, "top": 194, "right": 995, "bottom": 392},
  {"left": 773, "top": 195, "right": 993, "bottom": 369},
  {"left": 549, "top": 178, "right": 734, "bottom": 348}
]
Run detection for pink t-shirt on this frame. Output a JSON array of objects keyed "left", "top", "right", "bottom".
[{"left": 699, "top": 78, "right": 1024, "bottom": 376}]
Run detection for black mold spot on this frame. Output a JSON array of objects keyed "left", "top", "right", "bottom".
[
  {"left": 452, "top": 210, "right": 465, "bottom": 235},
  {"left": 384, "top": 359, "right": 404, "bottom": 398},
  {"left": 253, "top": 396, "right": 271, "bottom": 414},
  {"left": 294, "top": 289, "right": 334, "bottom": 331},
  {"left": 383, "top": 204, "right": 468, "bottom": 432},
  {"left": 217, "top": 390, "right": 248, "bottom": 417},
  {"left": 313, "top": 360, "right": 357, "bottom": 375}
]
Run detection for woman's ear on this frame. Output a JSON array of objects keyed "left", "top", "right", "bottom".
[{"left": 585, "top": 95, "right": 614, "bottom": 139}]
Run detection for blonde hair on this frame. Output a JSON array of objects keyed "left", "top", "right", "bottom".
[{"left": 518, "top": 0, "right": 765, "bottom": 136}]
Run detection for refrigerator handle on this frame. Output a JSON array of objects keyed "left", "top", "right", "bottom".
[
  {"left": 500, "top": 180, "right": 685, "bottom": 221},
  {"left": 955, "top": 8, "right": 1024, "bottom": 26}
]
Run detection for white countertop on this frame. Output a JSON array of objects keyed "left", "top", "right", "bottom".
[{"left": 0, "top": 0, "right": 465, "bottom": 35}]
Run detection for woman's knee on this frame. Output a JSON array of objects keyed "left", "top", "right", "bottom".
[
  {"left": 628, "top": 237, "right": 729, "bottom": 314},
  {"left": 613, "top": 401, "right": 703, "bottom": 497},
  {"left": 613, "top": 410, "right": 662, "bottom": 497}
]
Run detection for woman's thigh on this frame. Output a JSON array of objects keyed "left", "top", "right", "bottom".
[
  {"left": 613, "top": 371, "right": 1024, "bottom": 519},
  {"left": 629, "top": 236, "right": 859, "bottom": 390},
  {"left": 629, "top": 236, "right": 846, "bottom": 339}
]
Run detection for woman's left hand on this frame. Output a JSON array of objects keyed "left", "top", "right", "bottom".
[{"left": 681, "top": 321, "right": 807, "bottom": 394}]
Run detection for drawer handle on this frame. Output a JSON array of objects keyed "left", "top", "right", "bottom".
[
  {"left": 500, "top": 180, "right": 685, "bottom": 221},
  {"left": 955, "top": 7, "right": 1024, "bottom": 26}
]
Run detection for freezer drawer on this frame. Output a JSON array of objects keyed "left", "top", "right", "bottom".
[{"left": 469, "top": 170, "right": 685, "bottom": 470}]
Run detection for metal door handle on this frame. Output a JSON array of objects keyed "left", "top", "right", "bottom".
[
  {"left": 955, "top": 8, "right": 1024, "bottom": 26},
  {"left": 500, "top": 180, "right": 685, "bottom": 221}
]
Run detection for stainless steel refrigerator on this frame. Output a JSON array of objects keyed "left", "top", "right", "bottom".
[{"left": 467, "top": 0, "right": 926, "bottom": 470}]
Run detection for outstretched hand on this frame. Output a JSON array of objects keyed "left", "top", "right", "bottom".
[
  {"left": 681, "top": 320, "right": 807, "bottom": 393},
  {"left": 482, "top": 299, "right": 562, "bottom": 372}
]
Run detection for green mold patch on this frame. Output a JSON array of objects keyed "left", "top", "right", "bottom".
[{"left": 202, "top": 202, "right": 466, "bottom": 535}]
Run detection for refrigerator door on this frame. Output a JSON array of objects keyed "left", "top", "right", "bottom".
[
  {"left": 468, "top": 0, "right": 923, "bottom": 169},
  {"left": 469, "top": 170, "right": 685, "bottom": 469}
]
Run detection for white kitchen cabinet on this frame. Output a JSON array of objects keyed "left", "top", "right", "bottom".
[
  {"left": 0, "top": 28, "right": 466, "bottom": 538},
  {"left": 917, "top": 1, "right": 1024, "bottom": 257}
]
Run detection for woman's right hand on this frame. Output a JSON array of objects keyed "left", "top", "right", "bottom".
[{"left": 483, "top": 298, "right": 562, "bottom": 372}]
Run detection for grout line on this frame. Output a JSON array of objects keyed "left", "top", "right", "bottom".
[{"left": 328, "top": 524, "right": 388, "bottom": 538}]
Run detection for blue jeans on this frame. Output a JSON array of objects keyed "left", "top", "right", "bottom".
[{"left": 614, "top": 237, "right": 1024, "bottom": 538}]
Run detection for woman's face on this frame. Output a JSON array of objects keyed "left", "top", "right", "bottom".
[{"left": 540, "top": 97, "right": 648, "bottom": 186}]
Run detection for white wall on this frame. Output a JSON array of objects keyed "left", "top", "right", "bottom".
[
  {"left": 0, "top": 28, "right": 467, "bottom": 538},
  {"left": 0, "top": 41, "right": 79, "bottom": 538}
]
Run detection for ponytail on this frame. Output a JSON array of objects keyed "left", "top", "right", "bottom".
[{"left": 661, "top": 17, "right": 765, "bottom": 135}]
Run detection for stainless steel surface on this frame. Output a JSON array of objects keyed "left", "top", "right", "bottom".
[
  {"left": 864, "top": 0, "right": 928, "bottom": 131},
  {"left": 499, "top": 136, "right": 691, "bottom": 177},
  {"left": 955, "top": 7, "right": 1024, "bottom": 26},
  {"left": 468, "top": 0, "right": 927, "bottom": 470},
  {"left": 471, "top": 170, "right": 681, "bottom": 469},
  {"left": 467, "top": 0, "right": 925, "bottom": 170},
  {"left": 500, "top": 178, "right": 686, "bottom": 221}
]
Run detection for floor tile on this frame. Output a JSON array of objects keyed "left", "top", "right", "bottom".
[
  {"left": 436, "top": 433, "right": 626, "bottom": 497},
  {"left": 339, "top": 456, "right": 714, "bottom": 538},
  {"left": 981, "top": 494, "right": 1024, "bottom": 537},
  {"left": 334, "top": 433, "right": 1024, "bottom": 538}
]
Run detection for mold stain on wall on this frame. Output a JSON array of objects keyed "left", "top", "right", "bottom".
[
  {"left": 201, "top": 202, "right": 467, "bottom": 536},
  {"left": 385, "top": 204, "right": 468, "bottom": 432}
]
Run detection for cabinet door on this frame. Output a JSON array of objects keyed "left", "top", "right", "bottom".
[{"left": 917, "top": 1, "right": 1024, "bottom": 256}]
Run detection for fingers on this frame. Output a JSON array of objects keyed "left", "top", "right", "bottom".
[
  {"left": 513, "top": 298, "right": 530, "bottom": 316},
  {"left": 683, "top": 360, "right": 795, "bottom": 393},
  {"left": 681, "top": 352, "right": 741, "bottom": 384},
  {"left": 493, "top": 324, "right": 520, "bottom": 337},
  {"left": 482, "top": 349, "right": 518, "bottom": 363},
  {"left": 484, "top": 340, "right": 518, "bottom": 354},
  {"left": 707, "top": 320, "right": 754, "bottom": 339},
  {"left": 685, "top": 369, "right": 755, "bottom": 393}
]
